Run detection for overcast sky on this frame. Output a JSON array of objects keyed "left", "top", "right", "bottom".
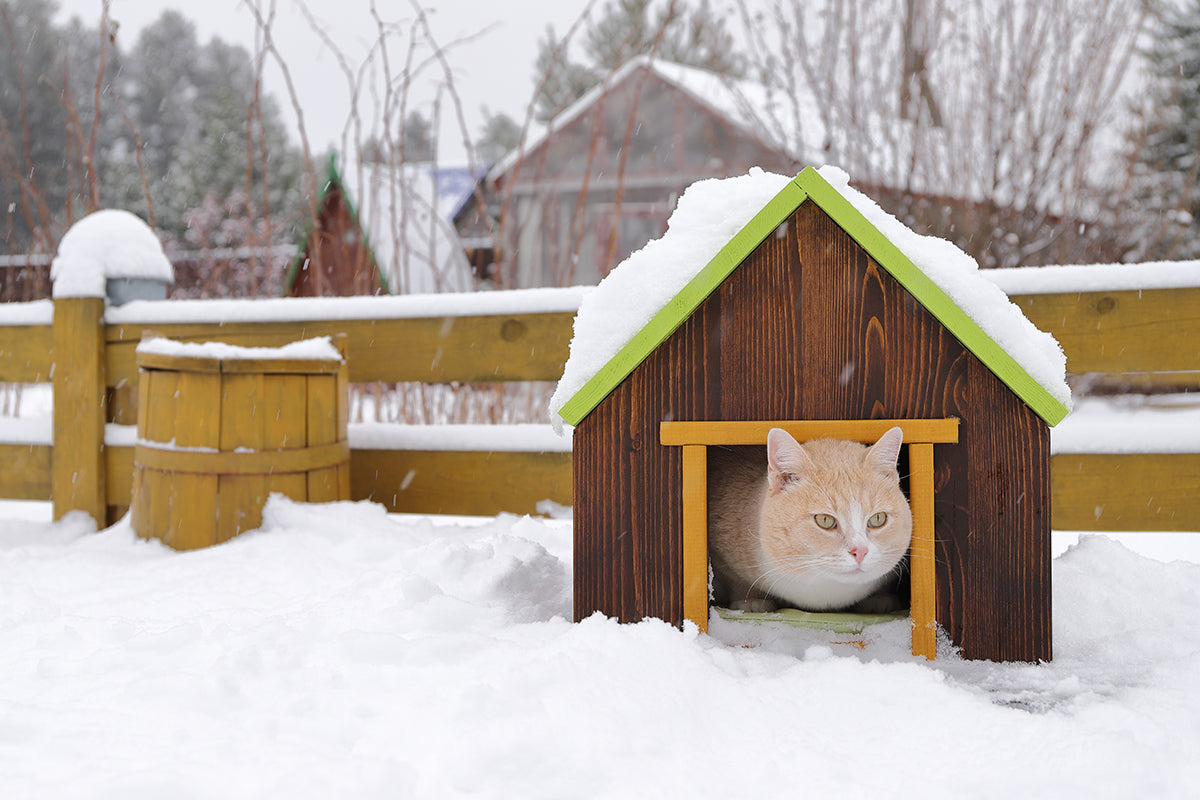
[{"left": 49, "top": 0, "right": 652, "bottom": 163}]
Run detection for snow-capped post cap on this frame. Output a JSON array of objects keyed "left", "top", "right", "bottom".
[{"left": 50, "top": 209, "right": 174, "bottom": 303}]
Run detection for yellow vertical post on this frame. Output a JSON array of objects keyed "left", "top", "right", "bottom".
[
  {"left": 681, "top": 444, "right": 709, "bottom": 632},
  {"left": 908, "top": 441, "right": 938, "bottom": 659},
  {"left": 52, "top": 296, "right": 107, "bottom": 525},
  {"left": 334, "top": 337, "right": 351, "bottom": 500}
]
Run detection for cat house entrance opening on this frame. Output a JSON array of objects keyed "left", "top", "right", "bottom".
[{"left": 659, "top": 419, "right": 959, "bottom": 660}]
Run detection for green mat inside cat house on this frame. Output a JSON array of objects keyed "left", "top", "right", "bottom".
[{"left": 550, "top": 166, "right": 1071, "bottom": 663}]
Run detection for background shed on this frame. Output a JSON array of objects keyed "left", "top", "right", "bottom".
[{"left": 285, "top": 155, "right": 476, "bottom": 298}]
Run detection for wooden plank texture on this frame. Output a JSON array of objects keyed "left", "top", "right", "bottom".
[
  {"left": 105, "top": 312, "right": 575, "bottom": 387},
  {"left": 105, "top": 444, "right": 134, "bottom": 506},
  {"left": 95, "top": 290, "right": 1200, "bottom": 394},
  {"left": 681, "top": 445, "right": 708, "bottom": 631},
  {"left": 51, "top": 297, "right": 106, "bottom": 525},
  {"left": 0, "top": 444, "right": 51, "bottom": 499},
  {"left": 305, "top": 373, "right": 341, "bottom": 502},
  {"left": 216, "top": 371, "right": 268, "bottom": 544},
  {"left": 1011, "top": 287, "right": 1200, "bottom": 374},
  {"left": 128, "top": 349, "right": 349, "bottom": 548},
  {"left": 105, "top": 444, "right": 1187, "bottom": 534},
  {"left": 108, "top": 443, "right": 132, "bottom": 525},
  {"left": 142, "top": 370, "right": 179, "bottom": 443},
  {"left": 1051, "top": 453, "right": 1200, "bottom": 532},
  {"left": 352, "top": 449, "right": 572, "bottom": 517},
  {"left": 661, "top": 418, "right": 959, "bottom": 446},
  {"left": 264, "top": 375, "right": 307, "bottom": 450},
  {"left": 0, "top": 325, "right": 53, "bottom": 383},
  {"left": 797, "top": 168, "right": 1069, "bottom": 425},
  {"left": 908, "top": 442, "right": 938, "bottom": 660},
  {"left": 17, "top": 440, "right": 1199, "bottom": 538}
]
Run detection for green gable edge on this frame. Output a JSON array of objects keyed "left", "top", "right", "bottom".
[
  {"left": 281, "top": 153, "right": 389, "bottom": 296},
  {"left": 797, "top": 168, "right": 1070, "bottom": 427},
  {"left": 557, "top": 166, "right": 1071, "bottom": 429},
  {"left": 557, "top": 179, "right": 809, "bottom": 426}
]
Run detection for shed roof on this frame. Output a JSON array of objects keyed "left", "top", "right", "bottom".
[
  {"left": 490, "top": 55, "right": 818, "bottom": 181},
  {"left": 286, "top": 155, "right": 475, "bottom": 296},
  {"left": 550, "top": 166, "right": 1073, "bottom": 428},
  {"left": 283, "top": 155, "right": 385, "bottom": 294},
  {"left": 353, "top": 161, "right": 475, "bottom": 294}
]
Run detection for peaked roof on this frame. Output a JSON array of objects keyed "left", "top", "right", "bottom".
[
  {"left": 286, "top": 155, "right": 475, "bottom": 296},
  {"left": 490, "top": 55, "right": 817, "bottom": 181},
  {"left": 552, "top": 166, "right": 1072, "bottom": 428},
  {"left": 284, "top": 154, "right": 387, "bottom": 294}
]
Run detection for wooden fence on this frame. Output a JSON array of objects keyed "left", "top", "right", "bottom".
[
  {"left": 0, "top": 280, "right": 1196, "bottom": 532},
  {"left": 1010, "top": 284, "right": 1199, "bottom": 532}
]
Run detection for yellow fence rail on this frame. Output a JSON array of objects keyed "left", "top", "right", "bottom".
[{"left": 0, "top": 282, "right": 1195, "bottom": 531}]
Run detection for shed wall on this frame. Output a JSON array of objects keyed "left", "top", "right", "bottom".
[
  {"left": 290, "top": 186, "right": 381, "bottom": 298},
  {"left": 573, "top": 199, "right": 1051, "bottom": 662},
  {"left": 497, "top": 66, "right": 799, "bottom": 287}
]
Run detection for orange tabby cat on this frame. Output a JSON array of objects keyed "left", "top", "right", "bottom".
[{"left": 708, "top": 427, "right": 912, "bottom": 613}]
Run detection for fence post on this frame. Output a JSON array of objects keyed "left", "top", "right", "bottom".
[{"left": 52, "top": 296, "right": 107, "bottom": 525}]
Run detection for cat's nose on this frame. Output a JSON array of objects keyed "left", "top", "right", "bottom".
[{"left": 849, "top": 545, "right": 868, "bottom": 564}]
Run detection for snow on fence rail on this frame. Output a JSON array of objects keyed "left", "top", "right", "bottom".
[
  {"left": 0, "top": 289, "right": 583, "bottom": 524},
  {"left": 991, "top": 262, "right": 1200, "bottom": 532},
  {"left": 0, "top": 265, "right": 1196, "bottom": 531}
]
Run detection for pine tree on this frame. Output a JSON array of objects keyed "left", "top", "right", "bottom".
[
  {"left": 1, "top": 3, "right": 306, "bottom": 266},
  {"left": 1127, "top": 1, "right": 1200, "bottom": 260},
  {"left": 401, "top": 111, "right": 436, "bottom": 162},
  {"left": 474, "top": 110, "right": 522, "bottom": 165},
  {"left": 0, "top": 0, "right": 124, "bottom": 254},
  {"left": 106, "top": 11, "right": 304, "bottom": 248},
  {"left": 533, "top": 0, "right": 746, "bottom": 122}
]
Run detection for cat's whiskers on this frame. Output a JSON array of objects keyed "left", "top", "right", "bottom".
[
  {"left": 746, "top": 554, "right": 851, "bottom": 597},
  {"left": 710, "top": 427, "right": 912, "bottom": 613}
]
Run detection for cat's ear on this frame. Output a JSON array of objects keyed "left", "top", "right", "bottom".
[
  {"left": 867, "top": 426, "right": 904, "bottom": 473},
  {"left": 767, "top": 428, "right": 812, "bottom": 493}
]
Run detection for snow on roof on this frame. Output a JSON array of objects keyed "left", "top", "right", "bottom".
[
  {"left": 548, "top": 168, "right": 793, "bottom": 427},
  {"left": 550, "top": 166, "right": 1072, "bottom": 429},
  {"left": 491, "top": 55, "right": 821, "bottom": 180},
  {"left": 650, "top": 59, "right": 822, "bottom": 159},
  {"left": 50, "top": 209, "right": 173, "bottom": 298},
  {"left": 342, "top": 160, "right": 475, "bottom": 295},
  {"left": 816, "top": 166, "right": 1072, "bottom": 413},
  {"left": 432, "top": 166, "right": 484, "bottom": 222}
]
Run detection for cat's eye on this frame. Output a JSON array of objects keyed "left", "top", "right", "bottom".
[
  {"left": 813, "top": 514, "right": 837, "bottom": 530},
  {"left": 868, "top": 512, "right": 888, "bottom": 528}
]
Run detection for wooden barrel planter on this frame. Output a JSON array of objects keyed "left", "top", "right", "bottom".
[{"left": 130, "top": 337, "right": 350, "bottom": 550}]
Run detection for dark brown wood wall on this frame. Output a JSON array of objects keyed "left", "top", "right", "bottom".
[
  {"left": 290, "top": 186, "right": 382, "bottom": 298},
  {"left": 573, "top": 199, "right": 1052, "bottom": 662}
]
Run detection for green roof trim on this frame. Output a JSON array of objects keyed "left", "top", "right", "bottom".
[
  {"left": 281, "top": 153, "right": 388, "bottom": 296},
  {"left": 558, "top": 166, "right": 1071, "bottom": 428},
  {"left": 794, "top": 167, "right": 1069, "bottom": 426},
  {"left": 557, "top": 179, "right": 809, "bottom": 425}
]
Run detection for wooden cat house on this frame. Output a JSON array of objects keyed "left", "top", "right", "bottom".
[{"left": 551, "top": 166, "right": 1072, "bottom": 663}]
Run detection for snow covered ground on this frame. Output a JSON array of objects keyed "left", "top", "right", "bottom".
[
  {"left": 0, "top": 490, "right": 1198, "bottom": 798},
  {"left": 6, "top": 186, "right": 1200, "bottom": 792},
  {"left": 3, "top": 378, "right": 1200, "bottom": 797}
]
